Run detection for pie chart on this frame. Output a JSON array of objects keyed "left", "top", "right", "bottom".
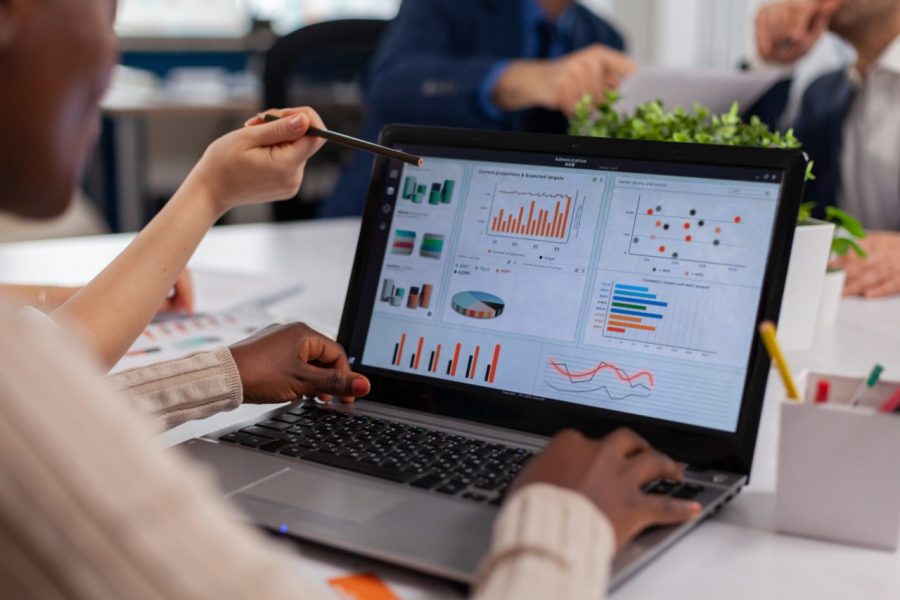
[{"left": 451, "top": 291, "right": 505, "bottom": 319}]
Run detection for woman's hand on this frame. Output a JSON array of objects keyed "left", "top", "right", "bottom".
[
  {"left": 185, "top": 107, "right": 327, "bottom": 215},
  {"left": 158, "top": 269, "right": 194, "bottom": 314},
  {"left": 229, "top": 322, "right": 371, "bottom": 405},
  {"left": 510, "top": 428, "right": 700, "bottom": 550}
]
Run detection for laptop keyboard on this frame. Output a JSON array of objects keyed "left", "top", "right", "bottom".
[
  {"left": 218, "top": 405, "right": 534, "bottom": 505},
  {"left": 217, "top": 404, "right": 706, "bottom": 505}
]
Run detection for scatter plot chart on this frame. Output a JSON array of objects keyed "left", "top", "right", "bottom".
[{"left": 629, "top": 196, "right": 753, "bottom": 266}]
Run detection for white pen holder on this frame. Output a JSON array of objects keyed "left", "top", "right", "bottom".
[{"left": 774, "top": 372, "right": 900, "bottom": 550}]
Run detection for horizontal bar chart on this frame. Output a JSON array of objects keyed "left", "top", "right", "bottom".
[{"left": 605, "top": 282, "right": 669, "bottom": 336}]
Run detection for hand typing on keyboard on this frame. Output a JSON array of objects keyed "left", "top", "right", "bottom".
[
  {"left": 229, "top": 323, "right": 370, "bottom": 404},
  {"left": 510, "top": 429, "right": 701, "bottom": 550}
]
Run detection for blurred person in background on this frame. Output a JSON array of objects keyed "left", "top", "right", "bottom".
[
  {"left": 750, "top": 0, "right": 900, "bottom": 297},
  {"left": 322, "top": 0, "right": 634, "bottom": 217}
]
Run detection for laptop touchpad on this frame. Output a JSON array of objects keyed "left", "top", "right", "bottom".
[{"left": 239, "top": 468, "right": 403, "bottom": 524}]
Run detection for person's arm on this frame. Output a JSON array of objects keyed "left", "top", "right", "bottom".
[
  {"left": 367, "top": 1, "right": 633, "bottom": 126},
  {"left": 491, "top": 45, "right": 634, "bottom": 117},
  {"left": 53, "top": 108, "right": 325, "bottom": 370},
  {"left": 473, "top": 429, "right": 700, "bottom": 600},
  {"left": 108, "top": 322, "right": 371, "bottom": 431},
  {"left": 0, "top": 270, "right": 194, "bottom": 314},
  {"left": 0, "top": 308, "right": 339, "bottom": 600},
  {"left": 366, "top": 0, "right": 507, "bottom": 128}
]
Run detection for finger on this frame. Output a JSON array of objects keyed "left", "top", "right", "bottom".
[
  {"left": 640, "top": 494, "right": 703, "bottom": 528},
  {"left": 843, "top": 263, "right": 891, "bottom": 296},
  {"left": 173, "top": 271, "right": 195, "bottom": 314},
  {"left": 593, "top": 46, "right": 635, "bottom": 78},
  {"left": 863, "top": 273, "right": 900, "bottom": 298},
  {"left": 626, "top": 449, "right": 685, "bottom": 485},
  {"left": 244, "top": 111, "right": 310, "bottom": 147},
  {"left": 298, "top": 363, "right": 370, "bottom": 398},
  {"left": 602, "top": 428, "right": 652, "bottom": 457}
]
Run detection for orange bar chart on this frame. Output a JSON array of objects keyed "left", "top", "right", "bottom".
[
  {"left": 489, "top": 195, "right": 572, "bottom": 242},
  {"left": 391, "top": 335, "right": 501, "bottom": 384}
]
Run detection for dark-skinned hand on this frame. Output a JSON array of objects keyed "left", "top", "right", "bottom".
[
  {"left": 229, "top": 322, "right": 370, "bottom": 404},
  {"left": 510, "top": 428, "right": 701, "bottom": 550}
]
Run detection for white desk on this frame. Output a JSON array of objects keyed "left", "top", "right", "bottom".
[{"left": 1, "top": 219, "right": 898, "bottom": 599}]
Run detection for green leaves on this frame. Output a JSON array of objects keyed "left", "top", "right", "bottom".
[{"left": 569, "top": 93, "right": 805, "bottom": 163}]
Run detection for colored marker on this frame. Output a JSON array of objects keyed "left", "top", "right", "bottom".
[
  {"left": 815, "top": 379, "right": 830, "bottom": 404},
  {"left": 878, "top": 388, "right": 900, "bottom": 413},
  {"left": 758, "top": 321, "right": 800, "bottom": 401},
  {"left": 849, "top": 364, "right": 884, "bottom": 408}
]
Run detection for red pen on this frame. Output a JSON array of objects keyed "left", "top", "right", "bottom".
[
  {"left": 878, "top": 388, "right": 900, "bottom": 413},
  {"left": 815, "top": 379, "right": 830, "bottom": 404}
]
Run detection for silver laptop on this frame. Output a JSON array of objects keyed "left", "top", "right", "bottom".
[{"left": 181, "top": 126, "right": 806, "bottom": 589}]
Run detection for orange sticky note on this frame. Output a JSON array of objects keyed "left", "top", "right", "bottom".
[{"left": 328, "top": 572, "right": 400, "bottom": 600}]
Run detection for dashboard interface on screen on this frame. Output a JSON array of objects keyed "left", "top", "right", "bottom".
[{"left": 359, "top": 146, "right": 784, "bottom": 433}]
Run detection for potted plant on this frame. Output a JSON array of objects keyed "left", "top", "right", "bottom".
[
  {"left": 569, "top": 92, "right": 865, "bottom": 349},
  {"left": 799, "top": 202, "right": 867, "bottom": 325}
]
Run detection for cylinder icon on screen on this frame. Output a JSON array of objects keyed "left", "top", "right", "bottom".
[
  {"left": 407, "top": 287, "right": 420, "bottom": 309},
  {"left": 381, "top": 279, "right": 395, "bottom": 302},
  {"left": 420, "top": 284, "right": 434, "bottom": 309},
  {"left": 441, "top": 180, "right": 455, "bottom": 204}
]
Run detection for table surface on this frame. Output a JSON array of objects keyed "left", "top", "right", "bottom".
[{"left": 2, "top": 219, "right": 898, "bottom": 599}]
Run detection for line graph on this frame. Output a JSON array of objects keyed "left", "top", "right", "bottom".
[{"left": 543, "top": 354, "right": 655, "bottom": 402}]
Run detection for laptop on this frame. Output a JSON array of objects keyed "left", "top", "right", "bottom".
[{"left": 181, "top": 125, "right": 806, "bottom": 589}]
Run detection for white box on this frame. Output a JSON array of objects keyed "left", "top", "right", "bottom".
[{"left": 774, "top": 372, "right": 900, "bottom": 550}]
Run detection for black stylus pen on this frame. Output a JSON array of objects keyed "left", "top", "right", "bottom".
[{"left": 262, "top": 113, "right": 424, "bottom": 167}]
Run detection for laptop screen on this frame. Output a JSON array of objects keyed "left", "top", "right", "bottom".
[{"left": 354, "top": 144, "right": 785, "bottom": 434}]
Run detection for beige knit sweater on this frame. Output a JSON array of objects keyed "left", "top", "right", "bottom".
[{"left": 0, "top": 304, "right": 615, "bottom": 599}]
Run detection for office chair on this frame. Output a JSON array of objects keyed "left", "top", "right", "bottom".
[{"left": 263, "top": 19, "right": 389, "bottom": 221}]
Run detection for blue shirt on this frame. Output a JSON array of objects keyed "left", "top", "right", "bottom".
[{"left": 478, "top": 0, "right": 580, "bottom": 120}]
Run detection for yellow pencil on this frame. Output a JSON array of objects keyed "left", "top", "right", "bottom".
[{"left": 758, "top": 321, "right": 801, "bottom": 401}]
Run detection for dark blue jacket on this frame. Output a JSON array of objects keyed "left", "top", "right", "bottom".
[
  {"left": 321, "top": 0, "right": 625, "bottom": 218},
  {"left": 745, "top": 70, "right": 854, "bottom": 215}
]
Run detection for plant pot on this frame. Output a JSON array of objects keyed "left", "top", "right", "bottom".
[
  {"left": 777, "top": 219, "right": 835, "bottom": 350},
  {"left": 817, "top": 269, "right": 846, "bottom": 327}
]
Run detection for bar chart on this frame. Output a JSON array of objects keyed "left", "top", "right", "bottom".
[
  {"left": 390, "top": 333, "right": 502, "bottom": 384},
  {"left": 584, "top": 273, "right": 735, "bottom": 359},
  {"left": 488, "top": 189, "right": 575, "bottom": 243},
  {"left": 605, "top": 283, "right": 668, "bottom": 335}
]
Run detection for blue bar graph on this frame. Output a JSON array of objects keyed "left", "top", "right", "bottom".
[
  {"left": 610, "top": 308, "right": 664, "bottom": 319},
  {"left": 614, "top": 284, "right": 649, "bottom": 292},
  {"left": 612, "top": 295, "right": 669, "bottom": 307}
]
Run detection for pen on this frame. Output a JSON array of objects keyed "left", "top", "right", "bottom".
[
  {"left": 815, "top": 379, "right": 830, "bottom": 404},
  {"left": 262, "top": 113, "right": 424, "bottom": 167},
  {"left": 879, "top": 388, "right": 900, "bottom": 413},
  {"left": 849, "top": 364, "right": 884, "bottom": 407},
  {"left": 758, "top": 321, "right": 801, "bottom": 401}
]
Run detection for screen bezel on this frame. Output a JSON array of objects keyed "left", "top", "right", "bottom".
[{"left": 338, "top": 125, "right": 806, "bottom": 476}]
